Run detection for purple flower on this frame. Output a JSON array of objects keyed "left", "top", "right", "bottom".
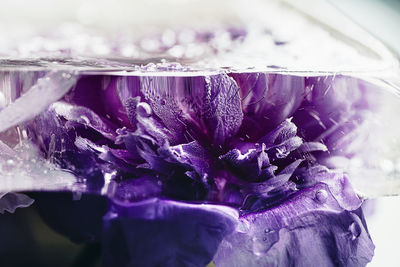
[{"left": 19, "top": 68, "right": 378, "bottom": 266}]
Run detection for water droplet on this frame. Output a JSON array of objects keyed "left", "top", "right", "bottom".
[
  {"left": 348, "top": 221, "right": 361, "bottom": 240},
  {"left": 315, "top": 189, "right": 328, "bottom": 203}
]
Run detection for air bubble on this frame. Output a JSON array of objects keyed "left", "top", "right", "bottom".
[{"left": 315, "top": 189, "right": 328, "bottom": 203}]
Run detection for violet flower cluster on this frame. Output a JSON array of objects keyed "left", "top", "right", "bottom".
[{"left": 5, "top": 68, "right": 377, "bottom": 266}]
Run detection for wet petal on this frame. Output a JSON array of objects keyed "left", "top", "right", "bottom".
[{"left": 214, "top": 183, "right": 374, "bottom": 267}]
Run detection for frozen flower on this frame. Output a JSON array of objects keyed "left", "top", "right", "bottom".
[{"left": 4, "top": 66, "right": 377, "bottom": 266}]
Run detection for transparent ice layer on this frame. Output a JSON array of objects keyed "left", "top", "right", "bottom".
[{"left": 0, "top": 65, "right": 399, "bottom": 198}]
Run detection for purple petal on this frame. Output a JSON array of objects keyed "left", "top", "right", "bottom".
[
  {"left": 229, "top": 72, "right": 305, "bottom": 141},
  {"left": 103, "top": 198, "right": 238, "bottom": 267},
  {"left": 168, "top": 141, "right": 212, "bottom": 179},
  {"left": 292, "top": 75, "right": 379, "bottom": 157},
  {"left": 258, "top": 118, "right": 298, "bottom": 147},
  {"left": 139, "top": 73, "right": 243, "bottom": 147},
  {"left": 214, "top": 183, "right": 374, "bottom": 267},
  {"left": 66, "top": 75, "right": 132, "bottom": 128},
  {"left": 110, "top": 177, "right": 162, "bottom": 203},
  {"left": 52, "top": 102, "right": 118, "bottom": 141},
  {"left": 294, "top": 167, "right": 362, "bottom": 211},
  {"left": 0, "top": 193, "right": 34, "bottom": 214},
  {"left": 220, "top": 145, "right": 275, "bottom": 182}
]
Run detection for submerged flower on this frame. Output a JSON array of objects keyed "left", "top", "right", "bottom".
[{"left": 13, "top": 67, "right": 377, "bottom": 266}]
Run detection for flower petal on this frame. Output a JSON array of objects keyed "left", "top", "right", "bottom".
[
  {"left": 230, "top": 72, "right": 305, "bottom": 141},
  {"left": 213, "top": 183, "right": 374, "bottom": 267},
  {"left": 0, "top": 193, "right": 34, "bottom": 214},
  {"left": 292, "top": 75, "right": 378, "bottom": 157},
  {"left": 103, "top": 198, "right": 238, "bottom": 267},
  {"left": 139, "top": 73, "right": 243, "bottom": 147}
]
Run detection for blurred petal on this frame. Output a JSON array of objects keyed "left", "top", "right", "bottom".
[
  {"left": 103, "top": 198, "right": 238, "bottom": 267},
  {"left": 292, "top": 75, "right": 378, "bottom": 157},
  {"left": 0, "top": 193, "right": 34, "bottom": 214}
]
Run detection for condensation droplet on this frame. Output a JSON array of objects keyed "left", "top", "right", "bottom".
[
  {"left": 348, "top": 221, "right": 361, "bottom": 240},
  {"left": 315, "top": 189, "right": 328, "bottom": 203},
  {"left": 264, "top": 229, "right": 271, "bottom": 233}
]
